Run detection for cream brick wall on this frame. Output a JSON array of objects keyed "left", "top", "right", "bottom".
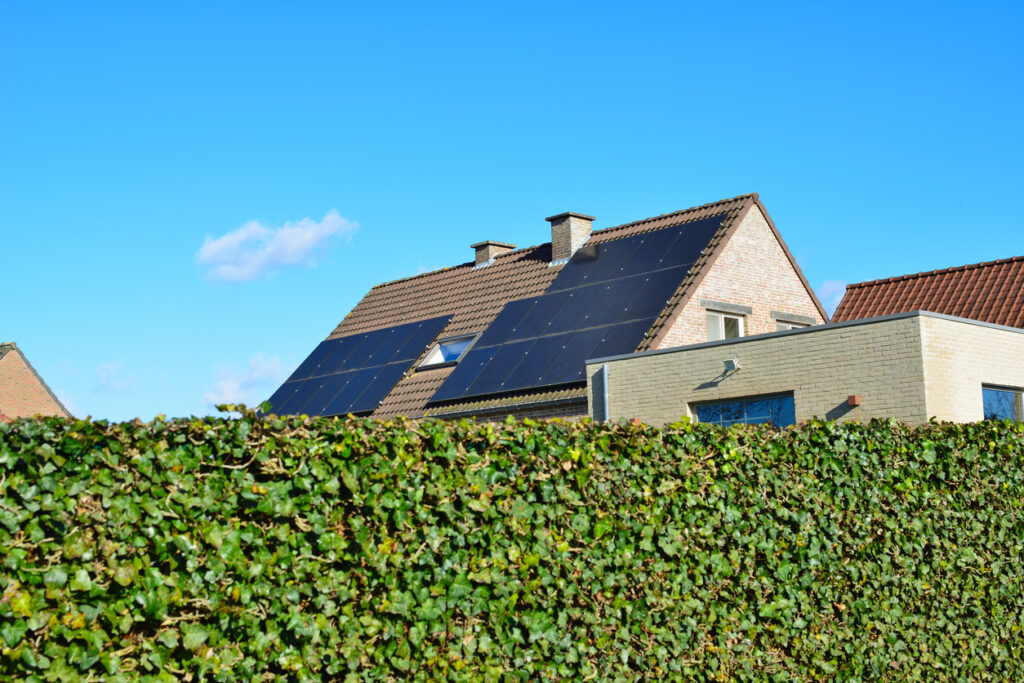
[
  {"left": 550, "top": 215, "right": 593, "bottom": 262},
  {"left": 919, "top": 315, "right": 1024, "bottom": 421},
  {"left": 0, "top": 349, "right": 69, "bottom": 419},
  {"left": 589, "top": 315, "right": 930, "bottom": 426},
  {"left": 658, "top": 205, "right": 825, "bottom": 349}
]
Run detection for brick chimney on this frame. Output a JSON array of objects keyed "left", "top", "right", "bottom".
[
  {"left": 472, "top": 240, "right": 515, "bottom": 267},
  {"left": 546, "top": 212, "right": 594, "bottom": 263}
]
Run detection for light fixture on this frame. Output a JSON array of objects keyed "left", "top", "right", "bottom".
[{"left": 723, "top": 358, "right": 741, "bottom": 372}]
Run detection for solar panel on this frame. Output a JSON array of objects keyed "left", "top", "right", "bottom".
[
  {"left": 266, "top": 314, "right": 452, "bottom": 416},
  {"left": 590, "top": 318, "right": 657, "bottom": 359},
  {"left": 430, "top": 346, "right": 500, "bottom": 403},
  {"left": 350, "top": 363, "right": 409, "bottom": 414},
  {"left": 266, "top": 380, "right": 303, "bottom": 411},
  {"left": 430, "top": 213, "right": 727, "bottom": 404},
  {"left": 536, "top": 326, "right": 611, "bottom": 386},
  {"left": 301, "top": 373, "right": 355, "bottom": 416},
  {"left": 286, "top": 340, "right": 336, "bottom": 382}
]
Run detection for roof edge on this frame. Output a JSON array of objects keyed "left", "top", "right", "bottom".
[
  {"left": 752, "top": 196, "right": 830, "bottom": 323},
  {"left": 844, "top": 254, "right": 1024, "bottom": 290},
  {"left": 1, "top": 343, "right": 72, "bottom": 418},
  {"left": 587, "top": 310, "right": 1024, "bottom": 366},
  {"left": 647, "top": 197, "right": 759, "bottom": 348}
]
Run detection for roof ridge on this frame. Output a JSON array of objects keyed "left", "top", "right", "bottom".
[
  {"left": 591, "top": 192, "right": 757, "bottom": 237},
  {"left": 847, "top": 254, "right": 1024, "bottom": 289},
  {"left": 366, "top": 193, "right": 757, "bottom": 292}
]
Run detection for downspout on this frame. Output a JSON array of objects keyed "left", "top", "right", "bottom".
[{"left": 600, "top": 363, "right": 610, "bottom": 423}]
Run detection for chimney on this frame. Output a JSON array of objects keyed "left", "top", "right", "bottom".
[
  {"left": 472, "top": 240, "right": 516, "bottom": 267},
  {"left": 546, "top": 212, "right": 594, "bottom": 263}
]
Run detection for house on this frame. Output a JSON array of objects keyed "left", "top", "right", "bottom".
[
  {"left": 586, "top": 311, "right": 1024, "bottom": 426},
  {"left": 266, "top": 193, "right": 828, "bottom": 421},
  {"left": 589, "top": 254, "right": 1024, "bottom": 427},
  {"left": 832, "top": 255, "right": 1024, "bottom": 328},
  {"left": 0, "top": 342, "right": 72, "bottom": 421}
]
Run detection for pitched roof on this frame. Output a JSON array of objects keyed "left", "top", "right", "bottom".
[
  {"left": 269, "top": 193, "right": 823, "bottom": 419},
  {"left": 832, "top": 255, "right": 1024, "bottom": 329},
  {"left": 333, "top": 194, "right": 756, "bottom": 418}
]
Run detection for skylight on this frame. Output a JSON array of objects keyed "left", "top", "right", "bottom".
[{"left": 420, "top": 334, "right": 477, "bottom": 367}]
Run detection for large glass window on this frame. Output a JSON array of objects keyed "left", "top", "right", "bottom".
[
  {"left": 983, "top": 386, "right": 1023, "bottom": 421},
  {"left": 694, "top": 393, "right": 795, "bottom": 427}
]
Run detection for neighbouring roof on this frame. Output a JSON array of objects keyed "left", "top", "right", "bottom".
[
  {"left": 267, "top": 193, "right": 822, "bottom": 419},
  {"left": 832, "top": 255, "right": 1024, "bottom": 329},
  {"left": 0, "top": 342, "right": 72, "bottom": 419}
]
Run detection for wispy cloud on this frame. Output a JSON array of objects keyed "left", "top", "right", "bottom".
[
  {"left": 816, "top": 280, "right": 848, "bottom": 316},
  {"left": 95, "top": 362, "right": 137, "bottom": 394},
  {"left": 196, "top": 210, "right": 357, "bottom": 282},
  {"left": 203, "top": 353, "right": 290, "bottom": 408}
]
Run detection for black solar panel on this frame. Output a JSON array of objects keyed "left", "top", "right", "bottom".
[
  {"left": 266, "top": 314, "right": 452, "bottom": 416},
  {"left": 430, "top": 213, "right": 727, "bottom": 403}
]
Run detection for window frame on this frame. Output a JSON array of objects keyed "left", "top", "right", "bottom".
[
  {"left": 418, "top": 333, "right": 480, "bottom": 369},
  {"left": 706, "top": 310, "right": 745, "bottom": 342},
  {"left": 982, "top": 384, "right": 1023, "bottom": 421},
  {"left": 775, "top": 321, "right": 808, "bottom": 332},
  {"left": 691, "top": 392, "right": 796, "bottom": 427}
]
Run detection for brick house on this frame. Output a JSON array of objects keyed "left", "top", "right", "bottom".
[
  {"left": 0, "top": 342, "right": 71, "bottom": 421},
  {"left": 266, "top": 193, "right": 827, "bottom": 421},
  {"left": 588, "top": 255, "right": 1024, "bottom": 426}
]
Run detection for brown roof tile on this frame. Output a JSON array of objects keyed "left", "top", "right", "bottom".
[
  {"left": 832, "top": 255, "right": 1024, "bottom": 329},
  {"left": 312, "top": 193, "right": 811, "bottom": 418}
]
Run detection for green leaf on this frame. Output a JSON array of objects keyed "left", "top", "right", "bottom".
[
  {"left": 1, "top": 620, "right": 28, "bottom": 647},
  {"left": 43, "top": 567, "right": 67, "bottom": 588},
  {"left": 181, "top": 624, "right": 209, "bottom": 651},
  {"left": 69, "top": 569, "right": 92, "bottom": 592},
  {"left": 593, "top": 517, "right": 614, "bottom": 540}
]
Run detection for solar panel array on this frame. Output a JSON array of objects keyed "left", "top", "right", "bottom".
[
  {"left": 431, "top": 214, "right": 726, "bottom": 403},
  {"left": 266, "top": 315, "right": 452, "bottom": 416}
]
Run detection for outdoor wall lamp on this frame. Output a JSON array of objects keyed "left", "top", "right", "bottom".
[{"left": 722, "top": 358, "right": 741, "bottom": 372}]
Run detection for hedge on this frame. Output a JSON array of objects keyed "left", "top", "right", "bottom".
[{"left": 1, "top": 409, "right": 1023, "bottom": 680}]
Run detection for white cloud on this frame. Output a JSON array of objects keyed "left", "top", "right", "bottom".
[
  {"left": 203, "top": 353, "right": 290, "bottom": 408},
  {"left": 95, "top": 362, "right": 137, "bottom": 394},
  {"left": 816, "top": 280, "right": 848, "bottom": 316},
  {"left": 196, "top": 210, "right": 357, "bottom": 282}
]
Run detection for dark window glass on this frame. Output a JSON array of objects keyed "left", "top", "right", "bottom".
[
  {"left": 983, "top": 387, "right": 1021, "bottom": 421},
  {"left": 695, "top": 394, "right": 795, "bottom": 427},
  {"left": 694, "top": 404, "right": 720, "bottom": 424}
]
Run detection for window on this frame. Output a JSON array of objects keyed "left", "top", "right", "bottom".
[
  {"left": 693, "top": 393, "right": 795, "bottom": 427},
  {"left": 707, "top": 311, "right": 744, "bottom": 342},
  {"left": 983, "top": 386, "right": 1023, "bottom": 421},
  {"left": 776, "top": 321, "right": 807, "bottom": 332},
  {"left": 420, "top": 335, "right": 477, "bottom": 368}
]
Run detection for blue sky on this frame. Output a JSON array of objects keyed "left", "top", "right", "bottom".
[{"left": 2, "top": 2, "right": 1022, "bottom": 421}]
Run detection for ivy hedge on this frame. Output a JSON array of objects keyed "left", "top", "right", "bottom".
[{"left": 1, "top": 409, "right": 1023, "bottom": 680}]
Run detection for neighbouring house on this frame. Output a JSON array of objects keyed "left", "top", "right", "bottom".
[
  {"left": 266, "top": 193, "right": 827, "bottom": 421},
  {"left": 589, "top": 254, "right": 1024, "bottom": 427},
  {"left": 832, "top": 255, "right": 1024, "bottom": 328},
  {"left": 0, "top": 342, "right": 71, "bottom": 421},
  {"left": 586, "top": 311, "right": 1024, "bottom": 426}
]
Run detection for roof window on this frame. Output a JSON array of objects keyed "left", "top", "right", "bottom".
[{"left": 420, "top": 334, "right": 478, "bottom": 368}]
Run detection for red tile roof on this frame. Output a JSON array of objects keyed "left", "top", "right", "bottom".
[{"left": 832, "top": 255, "right": 1024, "bottom": 329}]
